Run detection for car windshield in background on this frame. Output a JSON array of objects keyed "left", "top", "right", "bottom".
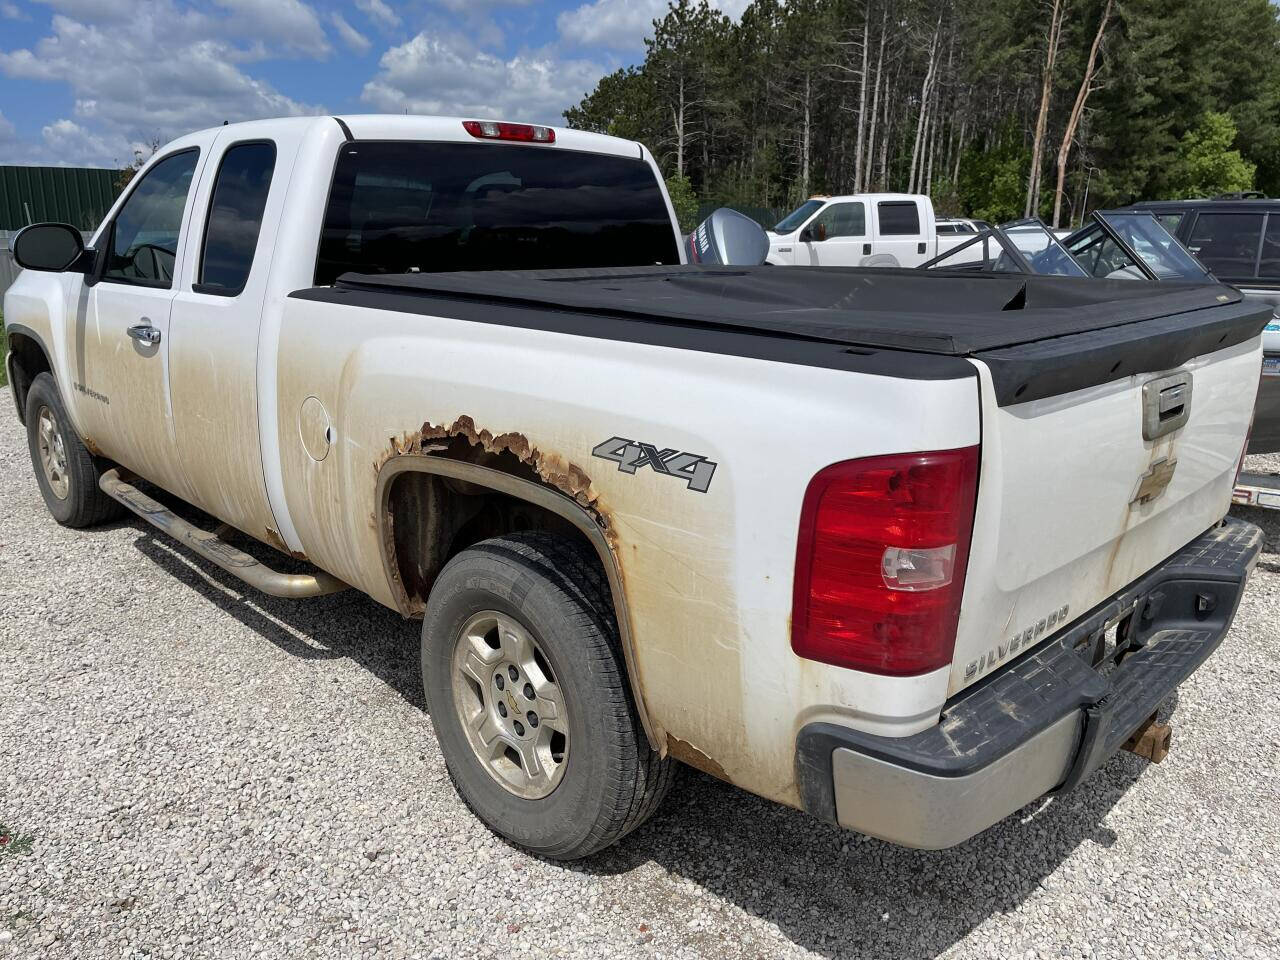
[
  {"left": 998, "top": 220, "right": 1088, "bottom": 277},
  {"left": 1099, "top": 212, "right": 1210, "bottom": 281},
  {"left": 772, "top": 199, "right": 824, "bottom": 233},
  {"left": 314, "top": 142, "right": 680, "bottom": 285}
]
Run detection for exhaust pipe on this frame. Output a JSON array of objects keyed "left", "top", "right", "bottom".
[{"left": 1122, "top": 714, "right": 1172, "bottom": 763}]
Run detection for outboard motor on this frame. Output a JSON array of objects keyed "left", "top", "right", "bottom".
[{"left": 685, "top": 208, "right": 770, "bottom": 266}]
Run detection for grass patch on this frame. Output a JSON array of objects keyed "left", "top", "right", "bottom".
[{"left": 0, "top": 822, "right": 35, "bottom": 858}]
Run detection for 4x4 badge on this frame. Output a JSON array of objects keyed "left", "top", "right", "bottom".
[{"left": 592, "top": 437, "right": 717, "bottom": 493}]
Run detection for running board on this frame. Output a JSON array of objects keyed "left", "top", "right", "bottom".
[{"left": 99, "top": 468, "right": 348, "bottom": 599}]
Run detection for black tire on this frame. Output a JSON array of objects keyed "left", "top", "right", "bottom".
[
  {"left": 24, "top": 372, "right": 123, "bottom": 528},
  {"left": 422, "top": 531, "right": 673, "bottom": 860}
]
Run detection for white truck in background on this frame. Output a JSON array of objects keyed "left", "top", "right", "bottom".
[
  {"left": 766, "top": 193, "right": 979, "bottom": 267},
  {"left": 3, "top": 114, "right": 1268, "bottom": 861}
]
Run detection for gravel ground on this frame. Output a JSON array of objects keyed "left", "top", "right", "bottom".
[{"left": 2, "top": 398, "right": 1279, "bottom": 960}]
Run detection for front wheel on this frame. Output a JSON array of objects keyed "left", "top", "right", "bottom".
[
  {"left": 24, "top": 372, "right": 123, "bottom": 528},
  {"left": 422, "top": 532, "right": 673, "bottom": 860}
]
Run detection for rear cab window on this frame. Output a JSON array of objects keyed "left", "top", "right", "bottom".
[
  {"left": 196, "top": 141, "right": 276, "bottom": 296},
  {"left": 876, "top": 201, "right": 922, "bottom": 236},
  {"left": 315, "top": 141, "right": 680, "bottom": 285}
]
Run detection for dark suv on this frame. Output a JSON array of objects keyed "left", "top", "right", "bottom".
[{"left": 1130, "top": 194, "right": 1280, "bottom": 287}]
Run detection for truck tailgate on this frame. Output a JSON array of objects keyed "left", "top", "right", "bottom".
[{"left": 951, "top": 333, "right": 1262, "bottom": 695}]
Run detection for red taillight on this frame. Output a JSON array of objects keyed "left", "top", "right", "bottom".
[
  {"left": 463, "top": 120, "right": 556, "bottom": 143},
  {"left": 791, "top": 447, "right": 980, "bottom": 676}
]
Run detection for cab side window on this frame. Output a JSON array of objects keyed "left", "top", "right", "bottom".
[
  {"left": 102, "top": 149, "right": 199, "bottom": 288},
  {"left": 877, "top": 201, "right": 921, "bottom": 235},
  {"left": 811, "top": 202, "right": 866, "bottom": 239},
  {"left": 197, "top": 141, "right": 277, "bottom": 296},
  {"left": 1187, "top": 213, "right": 1264, "bottom": 278}
]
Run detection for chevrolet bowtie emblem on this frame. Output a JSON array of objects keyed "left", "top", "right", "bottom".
[{"left": 1131, "top": 457, "right": 1177, "bottom": 505}]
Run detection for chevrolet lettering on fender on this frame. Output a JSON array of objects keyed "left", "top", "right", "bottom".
[{"left": 2, "top": 113, "right": 1267, "bottom": 861}]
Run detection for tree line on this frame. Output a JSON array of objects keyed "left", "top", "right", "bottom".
[{"left": 564, "top": 0, "right": 1280, "bottom": 228}]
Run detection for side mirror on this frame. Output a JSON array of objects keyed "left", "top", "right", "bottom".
[
  {"left": 800, "top": 221, "right": 827, "bottom": 243},
  {"left": 685, "top": 207, "right": 770, "bottom": 266},
  {"left": 11, "top": 222, "right": 89, "bottom": 273}
]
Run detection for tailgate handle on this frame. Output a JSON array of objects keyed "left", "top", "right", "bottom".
[
  {"left": 1142, "top": 372, "right": 1193, "bottom": 440},
  {"left": 1158, "top": 384, "right": 1186, "bottom": 418}
]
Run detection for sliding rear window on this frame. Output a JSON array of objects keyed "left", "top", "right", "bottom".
[{"left": 315, "top": 141, "right": 680, "bottom": 285}]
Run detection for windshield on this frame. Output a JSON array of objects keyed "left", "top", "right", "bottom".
[
  {"left": 1098, "top": 212, "right": 1211, "bottom": 281},
  {"left": 773, "top": 199, "right": 824, "bottom": 234},
  {"left": 314, "top": 141, "right": 680, "bottom": 284},
  {"left": 998, "top": 220, "right": 1089, "bottom": 277},
  {"left": 922, "top": 233, "right": 999, "bottom": 270}
]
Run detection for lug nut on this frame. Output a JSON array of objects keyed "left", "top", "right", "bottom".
[
  {"left": 523, "top": 683, "right": 535, "bottom": 700},
  {"left": 508, "top": 665, "right": 519, "bottom": 681},
  {"left": 495, "top": 674, "right": 505, "bottom": 690},
  {"left": 513, "top": 720, "right": 525, "bottom": 736},
  {"left": 527, "top": 712, "right": 539, "bottom": 728},
  {"left": 497, "top": 702, "right": 507, "bottom": 718}
]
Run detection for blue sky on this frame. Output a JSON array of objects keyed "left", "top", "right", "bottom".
[{"left": 0, "top": 0, "right": 749, "bottom": 167}]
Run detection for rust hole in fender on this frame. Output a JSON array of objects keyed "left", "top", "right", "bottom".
[{"left": 376, "top": 416, "right": 616, "bottom": 614}]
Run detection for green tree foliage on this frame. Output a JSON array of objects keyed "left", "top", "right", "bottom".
[
  {"left": 1162, "top": 113, "right": 1256, "bottom": 198},
  {"left": 665, "top": 174, "right": 700, "bottom": 231},
  {"left": 566, "top": 0, "right": 1280, "bottom": 225},
  {"left": 956, "top": 133, "right": 1031, "bottom": 224}
]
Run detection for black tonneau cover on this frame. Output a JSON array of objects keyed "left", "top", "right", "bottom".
[{"left": 301, "top": 265, "right": 1269, "bottom": 405}]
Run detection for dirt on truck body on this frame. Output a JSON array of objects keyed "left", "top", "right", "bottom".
[{"left": 3, "top": 114, "right": 1266, "bottom": 860}]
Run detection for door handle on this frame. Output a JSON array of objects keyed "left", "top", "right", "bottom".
[
  {"left": 863, "top": 243, "right": 872, "bottom": 255},
  {"left": 127, "top": 323, "right": 161, "bottom": 345}
]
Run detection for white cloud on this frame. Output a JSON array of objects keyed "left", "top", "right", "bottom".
[
  {"left": 32, "top": 0, "right": 134, "bottom": 20},
  {"left": 331, "top": 11, "right": 371, "bottom": 54},
  {"left": 433, "top": 0, "right": 534, "bottom": 9},
  {"left": 213, "top": 0, "right": 330, "bottom": 58},
  {"left": 355, "top": 0, "right": 399, "bottom": 30},
  {"left": 0, "top": 4, "right": 325, "bottom": 166},
  {"left": 557, "top": 0, "right": 751, "bottom": 50},
  {"left": 1, "top": 1, "right": 27, "bottom": 19},
  {"left": 361, "top": 33, "right": 604, "bottom": 125}
]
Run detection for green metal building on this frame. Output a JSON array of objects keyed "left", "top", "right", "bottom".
[{"left": 0, "top": 165, "right": 120, "bottom": 232}]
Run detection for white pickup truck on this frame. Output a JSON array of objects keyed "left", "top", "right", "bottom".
[
  {"left": 766, "top": 192, "right": 977, "bottom": 267},
  {"left": 4, "top": 115, "right": 1266, "bottom": 860}
]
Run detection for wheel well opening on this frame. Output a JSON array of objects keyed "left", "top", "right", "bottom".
[
  {"left": 6, "top": 331, "right": 53, "bottom": 423},
  {"left": 384, "top": 451, "right": 601, "bottom": 617}
]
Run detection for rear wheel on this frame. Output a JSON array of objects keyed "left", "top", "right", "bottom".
[
  {"left": 24, "top": 373, "right": 123, "bottom": 528},
  {"left": 422, "top": 532, "right": 673, "bottom": 860}
]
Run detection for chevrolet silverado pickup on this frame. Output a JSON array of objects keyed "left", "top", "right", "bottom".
[{"left": 3, "top": 115, "right": 1267, "bottom": 860}]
